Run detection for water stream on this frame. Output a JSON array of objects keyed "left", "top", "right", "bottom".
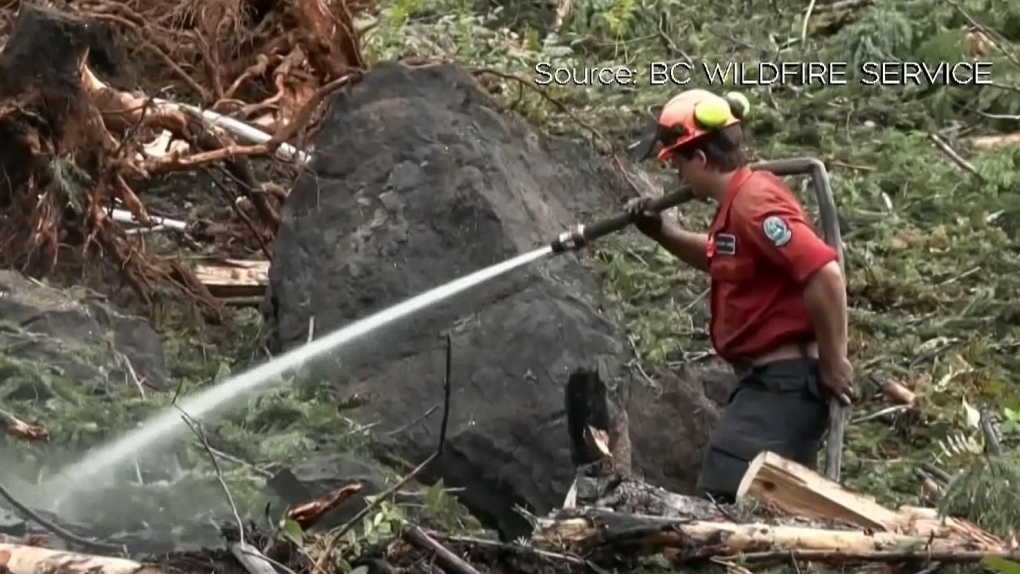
[{"left": 48, "top": 246, "right": 553, "bottom": 498}]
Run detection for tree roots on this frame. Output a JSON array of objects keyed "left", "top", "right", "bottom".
[{"left": 0, "top": 0, "right": 368, "bottom": 316}]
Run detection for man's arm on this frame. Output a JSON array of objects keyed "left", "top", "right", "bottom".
[
  {"left": 651, "top": 222, "right": 710, "bottom": 271},
  {"left": 803, "top": 261, "right": 848, "bottom": 365}
]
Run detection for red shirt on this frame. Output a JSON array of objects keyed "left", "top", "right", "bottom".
[{"left": 707, "top": 167, "right": 838, "bottom": 361}]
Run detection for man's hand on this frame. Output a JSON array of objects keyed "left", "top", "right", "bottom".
[
  {"left": 820, "top": 356, "right": 855, "bottom": 405},
  {"left": 626, "top": 197, "right": 664, "bottom": 238}
]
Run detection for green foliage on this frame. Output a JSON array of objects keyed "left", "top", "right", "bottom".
[
  {"left": 335, "top": 499, "right": 406, "bottom": 572},
  {"left": 983, "top": 557, "right": 1020, "bottom": 574},
  {"left": 419, "top": 479, "right": 480, "bottom": 531},
  {"left": 939, "top": 454, "right": 1020, "bottom": 535},
  {"left": 280, "top": 518, "right": 305, "bottom": 545}
]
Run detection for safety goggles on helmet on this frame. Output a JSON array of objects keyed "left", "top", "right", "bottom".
[{"left": 630, "top": 90, "right": 749, "bottom": 163}]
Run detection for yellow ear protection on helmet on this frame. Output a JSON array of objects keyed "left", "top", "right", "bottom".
[
  {"left": 633, "top": 91, "right": 751, "bottom": 162},
  {"left": 656, "top": 91, "right": 751, "bottom": 161},
  {"left": 692, "top": 91, "right": 750, "bottom": 129}
]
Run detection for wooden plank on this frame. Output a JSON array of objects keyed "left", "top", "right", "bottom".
[{"left": 193, "top": 260, "right": 269, "bottom": 298}]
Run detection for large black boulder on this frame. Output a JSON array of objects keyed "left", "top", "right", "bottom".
[{"left": 265, "top": 62, "right": 722, "bottom": 536}]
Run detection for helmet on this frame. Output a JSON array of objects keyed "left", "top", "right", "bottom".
[{"left": 632, "top": 90, "right": 750, "bottom": 162}]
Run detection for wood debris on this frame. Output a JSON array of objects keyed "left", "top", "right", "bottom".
[
  {"left": 0, "top": 543, "right": 162, "bottom": 574},
  {"left": 193, "top": 260, "right": 270, "bottom": 299},
  {"left": 533, "top": 451, "right": 1018, "bottom": 565},
  {"left": 535, "top": 509, "right": 1017, "bottom": 563},
  {"left": 966, "top": 133, "right": 1020, "bottom": 149},
  {"left": 0, "top": 406, "right": 49, "bottom": 442},
  {"left": 286, "top": 483, "right": 363, "bottom": 530},
  {"left": 542, "top": 376, "right": 1018, "bottom": 566},
  {"left": 736, "top": 450, "right": 903, "bottom": 530}
]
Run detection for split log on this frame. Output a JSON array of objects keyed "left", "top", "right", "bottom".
[
  {"left": 0, "top": 543, "right": 163, "bottom": 574},
  {"left": 193, "top": 260, "right": 269, "bottom": 298},
  {"left": 534, "top": 509, "right": 1019, "bottom": 563},
  {"left": 736, "top": 451, "right": 1002, "bottom": 544},
  {"left": 735, "top": 451, "right": 902, "bottom": 530},
  {"left": 0, "top": 406, "right": 48, "bottom": 442}
]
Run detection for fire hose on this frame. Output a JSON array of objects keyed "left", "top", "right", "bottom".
[{"left": 548, "top": 157, "right": 848, "bottom": 482}]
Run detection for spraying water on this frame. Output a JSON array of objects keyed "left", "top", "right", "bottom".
[{"left": 50, "top": 246, "right": 553, "bottom": 494}]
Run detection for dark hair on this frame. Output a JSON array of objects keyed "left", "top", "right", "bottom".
[{"left": 675, "top": 124, "right": 746, "bottom": 171}]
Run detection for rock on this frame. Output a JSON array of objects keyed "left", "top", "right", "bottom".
[
  {"left": 0, "top": 508, "right": 25, "bottom": 537},
  {"left": 628, "top": 357, "right": 736, "bottom": 492},
  {"left": 0, "top": 269, "right": 169, "bottom": 396},
  {"left": 265, "top": 62, "right": 654, "bottom": 538}
]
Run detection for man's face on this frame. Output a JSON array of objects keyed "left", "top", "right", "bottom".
[{"left": 668, "top": 149, "right": 711, "bottom": 198}]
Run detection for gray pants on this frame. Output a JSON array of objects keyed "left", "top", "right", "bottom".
[{"left": 695, "top": 358, "right": 829, "bottom": 502}]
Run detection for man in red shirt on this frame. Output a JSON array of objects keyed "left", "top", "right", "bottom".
[{"left": 631, "top": 89, "right": 854, "bottom": 501}]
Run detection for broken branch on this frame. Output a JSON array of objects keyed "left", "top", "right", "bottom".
[
  {"left": 0, "top": 405, "right": 48, "bottom": 442},
  {"left": 287, "top": 483, "right": 364, "bottom": 530}
]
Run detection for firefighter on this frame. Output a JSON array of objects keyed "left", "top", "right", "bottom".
[{"left": 630, "top": 89, "right": 854, "bottom": 502}]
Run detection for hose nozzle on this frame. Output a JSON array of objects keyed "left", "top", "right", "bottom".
[{"left": 550, "top": 224, "right": 587, "bottom": 253}]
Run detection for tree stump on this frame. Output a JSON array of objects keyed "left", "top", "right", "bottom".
[{"left": 564, "top": 361, "right": 632, "bottom": 475}]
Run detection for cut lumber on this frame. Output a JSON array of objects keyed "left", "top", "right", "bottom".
[
  {"left": 736, "top": 451, "right": 902, "bottom": 531},
  {"left": 534, "top": 509, "right": 1018, "bottom": 563},
  {"left": 193, "top": 260, "right": 269, "bottom": 298},
  {"left": 0, "top": 543, "right": 162, "bottom": 574}
]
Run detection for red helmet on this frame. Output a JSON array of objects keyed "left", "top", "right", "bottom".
[{"left": 632, "top": 90, "right": 749, "bottom": 162}]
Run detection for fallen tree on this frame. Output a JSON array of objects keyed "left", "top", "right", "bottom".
[{"left": 534, "top": 509, "right": 1017, "bottom": 563}]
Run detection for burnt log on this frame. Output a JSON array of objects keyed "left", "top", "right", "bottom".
[{"left": 564, "top": 362, "right": 632, "bottom": 474}]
